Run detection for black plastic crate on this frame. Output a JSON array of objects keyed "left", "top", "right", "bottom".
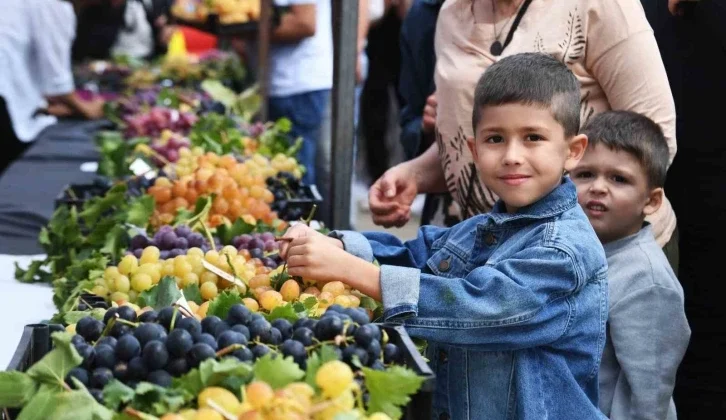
[
  {"left": 2, "top": 323, "right": 433, "bottom": 419},
  {"left": 54, "top": 183, "right": 110, "bottom": 210},
  {"left": 380, "top": 325, "right": 435, "bottom": 420},
  {"left": 278, "top": 184, "right": 324, "bottom": 221}
]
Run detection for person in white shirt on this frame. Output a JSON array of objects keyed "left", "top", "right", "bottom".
[{"left": 0, "top": 0, "right": 105, "bottom": 174}]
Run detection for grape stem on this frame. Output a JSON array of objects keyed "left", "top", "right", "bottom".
[
  {"left": 205, "top": 399, "right": 237, "bottom": 420},
  {"left": 3, "top": 407, "right": 11, "bottom": 420},
  {"left": 123, "top": 407, "right": 158, "bottom": 420},
  {"left": 169, "top": 307, "right": 179, "bottom": 331},
  {"left": 97, "top": 315, "right": 118, "bottom": 341},
  {"left": 116, "top": 318, "right": 140, "bottom": 328},
  {"left": 172, "top": 303, "right": 195, "bottom": 319},
  {"left": 215, "top": 343, "right": 244, "bottom": 358}
]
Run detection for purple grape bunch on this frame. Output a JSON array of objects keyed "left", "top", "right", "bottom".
[
  {"left": 150, "top": 134, "right": 190, "bottom": 165},
  {"left": 232, "top": 232, "right": 282, "bottom": 269},
  {"left": 129, "top": 225, "right": 218, "bottom": 260}
]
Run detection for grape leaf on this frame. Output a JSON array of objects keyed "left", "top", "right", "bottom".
[
  {"left": 198, "top": 357, "right": 253, "bottom": 388},
  {"left": 363, "top": 365, "right": 425, "bottom": 419},
  {"left": 100, "top": 224, "right": 128, "bottom": 263},
  {"left": 102, "top": 380, "right": 134, "bottom": 411},
  {"left": 0, "top": 371, "right": 37, "bottom": 407},
  {"left": 137, "top": 277, "right": 182, "bottom": 310},
  {"left": 264, "top": 303, "right": 301, "bottom": 323},
  {"left": 51, "top": 389, "right": 114, "bottom": 420},
  {"left": 206, "top": 289, "right": 241, "bottom": 319},
  {"left": 253, "top": 354, "right": 304, "bottom": 390},
  {"left": 200, "top": 79, "right": 237, "bottom": 107},
  {"left": 333, "top": 413, "right": 361, "bottom": 420},
  {"left": 359, "top": 296, "right": 378, "bottom": 311},
  {"left": 15, "top": 260, "right": 53, "bottom": 284},
  {"left": 215, "top": 218, "right": 254, "bottom": 246},
  {"left": 79, "top": 184, "right": 127, "bottom": 226},
  {"left": 126, "top": 195, "right": 155, "bottom": 227},
  {"left": 269, "top": 271, "right": 290, "bottom": 291},
  {"left": 132, "top": 382, "right": 186, "bottom": 416},
  {"left": 27, "top": 332, "right": 82, "bottom": 389},
  {"left": 63, "top": 307, "right": 106, "bottom": 325},
  {"left": 303, "top": 296, "right": 318, "bottom": 310},
  {"left": 305, "top": 345, "right": 341, "bottom": 390},
  {"left": 182, "top": 284, "right": 203, "bottom": 305},
  {"left": 16, "top": 384, "right": 56, "bottom": 420}
]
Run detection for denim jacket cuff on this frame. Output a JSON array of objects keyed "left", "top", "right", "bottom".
[
  {"left": 329, "top": 230, "right": 374, "bottom": 262},
  {"left": 380, "top": 265, "right": 420, "bottom": 320}
]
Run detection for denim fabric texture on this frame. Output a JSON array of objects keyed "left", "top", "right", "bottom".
[{"left": 333, "top": 178, "right": 609, "bottom": 419}]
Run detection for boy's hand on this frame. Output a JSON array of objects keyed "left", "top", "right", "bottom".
[
  {"left": 285, "top": 234, "right": 349, "bottom": 283},
  {"left": 278, "top": 224, "right": 342, "bottom": 259}
]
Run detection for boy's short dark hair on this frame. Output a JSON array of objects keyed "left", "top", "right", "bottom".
[
  {"left": 472, "top": 53, "right": 581, "bottom": 137},
  {"left": 581, "top": 111, "right": 669, "bottom": 188}
]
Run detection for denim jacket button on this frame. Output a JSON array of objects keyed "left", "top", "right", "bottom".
[
  {"left": 438, "top": 258, "right": 451, "bottom": 272},
  {"left": 438, "top": 349, "right": 448, "bottom": 363},
  {"left": 485, "top": 233, "right": 497, "bottom": 246},
  {"left": 439, "top": 412, "right": 450, "bottom": 420}
]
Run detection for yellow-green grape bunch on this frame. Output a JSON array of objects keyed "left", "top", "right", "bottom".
[{"left": 174, "top": 146, "right": 204, "bottom": 177}]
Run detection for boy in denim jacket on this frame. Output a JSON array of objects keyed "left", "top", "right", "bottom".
[
  {"left": 571, "top": 111, "right": 690, "bottom": 419},
  {"left": 280, "top": 53, "right": 608, "bottom": 419}
]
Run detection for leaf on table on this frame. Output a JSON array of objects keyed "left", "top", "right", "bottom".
[
  {"left": 363, "top": 365, "right": 425, "bottom": 419},
  {"left": 51, "top": 389, "right": 114, "bottom": 420},
  {"left": 26, "top": 332, "right": 82, "bottom": 389},
  {"left": 200, "top": 79, "right": 237, "bottom": 108},
  {"left": 269, "top": 271, "right": 290, "bottom": 292},
  {"left": 359, "top": 297, "right": 379, "bottom": 311},
  {"left": 126, "top": 195, "right": 155, "bottom": 227},
  {"left": 305, "top": 345, "right": 340, "bottom": 391},
  {"left": 63, "top": 307, "right": 106, "bottom": 325},
  {"left": 198, "top": 358, "right": 253, "bottom": 389},
  {"left": 100, "top": 224, "right": 129, "bottom": 263},
  {"left": 137, "top": 277, "right": 182, "bottom": 310},
  {"left": 15, "top": 260, "right": 52, "bottom": 284},
  {"left": 102, "top": 380, "right": 135, "bottom": 411},
  {"left": 79, "top": 184, "right": 127, "bottom": 226},
  {"left": 182, "top": 284, "right": 203, "bottom": 305},
  {"left": 16, "top": 383, "right": 57, "bottom": 420},
  {"left": 253, "top": 353, "right": 304, "bottom": 390},
  {"left": 132, "top": 382, "right": 186, "bottom": 416},
  {"left": 263, "top": 302, "right": 301, "bottom": 323},
  {"left": 205, "top": 289, "right": 241, "bottom": 319},
  {"left": 0, "top": 371, "right": 37, "bottom": 407}
]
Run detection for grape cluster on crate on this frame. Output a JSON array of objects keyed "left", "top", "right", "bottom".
[
  {"left": 149, "top": 130, "right": 192, "bottom": 164},
  {"left": 124, "top": 107, "right": 198, "bottom": 138}
]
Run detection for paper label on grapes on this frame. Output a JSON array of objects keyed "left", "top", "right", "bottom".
[
  {"left": 202, "top": 259, "right": 246, "bottom": 287},
  {"left": 176, "top": 291, "right": 194, "bottom": 314},
  {"left": 129, "top": 158, "right": 156, "bottom": 179}
]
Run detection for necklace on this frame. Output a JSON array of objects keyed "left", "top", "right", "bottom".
[{"left": 490, "top": 0, "right": 531, "bottom": 56}]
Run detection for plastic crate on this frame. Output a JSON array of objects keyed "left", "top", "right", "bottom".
[
  {"left": 2, "top": 323, "right": 433, "bottom": 419},
  {"left": 380, "top": 325, "right": 435, "bottom": 420}
]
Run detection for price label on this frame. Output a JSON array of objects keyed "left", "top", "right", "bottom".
[
  {"left": 129, "top": 158, "right": 156, "bottom": 179},
  {"left": 175, "top": 291, "right": 194, "bottom": 315},
  {"left": 201, "top": 259, "right": 247, "bottom": 288}
]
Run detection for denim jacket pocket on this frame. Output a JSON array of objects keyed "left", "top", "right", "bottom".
[{"left": 426, "top": 246, "right": 468, "bottom": 278}]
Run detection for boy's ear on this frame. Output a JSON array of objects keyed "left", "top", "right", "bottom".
[
  {"left": 564, "top": 134, "right": 588, "bottom": 172},
  {"left": 644, "top": 187, "right": 663, "bottom": 216},
  {"left": 467, "top": 136, "right": 477, "bottom": 159}
]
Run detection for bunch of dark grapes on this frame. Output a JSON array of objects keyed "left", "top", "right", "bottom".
[
  {"left": 266, "top": 172, "right": 313, "bottom": 221},
  {"left": 232, "top": 232, "right": 281, "bottom": 269},
  {"left": 128, "top": 225, "right": 219, "bottom": 260}
]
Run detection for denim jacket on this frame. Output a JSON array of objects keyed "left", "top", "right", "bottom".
[{"left": 334, "top": 178, "right": 608, "bottom": 420}]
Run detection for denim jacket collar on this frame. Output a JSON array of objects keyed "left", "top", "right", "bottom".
[{"left": 485, "top": 177, "right": 578, "bottom": 226}]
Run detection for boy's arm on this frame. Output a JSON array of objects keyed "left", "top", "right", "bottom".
[
  {"left": 608, "top": 286, "right": 691, "bottom": 419},
  {"left": 385, "top": 245, "right": 598, "bottom": 349},
  {"left": 272, "top": 2, "right": 317, "bottom": 43}
]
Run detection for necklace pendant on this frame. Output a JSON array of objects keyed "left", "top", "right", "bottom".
[{"left": 490, "top": 40, "right": 504, "bottom": 56}]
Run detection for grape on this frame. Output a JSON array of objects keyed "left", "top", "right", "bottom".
[
  {"left": 259, "top": 290, "right": 283, "bottom": 311},
  {"left": 315, "top": 316, "right": 344, "bottom": 341},
  {"left": 292, "top": 327, "right": 314, "bottom": 346},
  {"left": 133, "top": 249, "right": 143, "bottom": 259},
  {"left": 76, "top": 344, "right": 95, "bottom": 370},
  {"left": 174, "top": 225, "right": 192, "bottom": 238},
  {"left": 187, "top": 233, "right": 204, "bottom": 248},
  {"left": 175, "top": 317, "right": 202, "bottom": 338},
  {"left": 189, "top": 343, "right": 216, "bottom": 367},
  {"left": 345, "top": 308, "right": 370, "bottom": 325},
  {"left": 195, "top": 333, "right": 218, "bottom": 350},
  {"left": 268, "top": 328, "right": 283, "bottom": 345},
  {"left": 370, "top": 360, "right": 386, "bottom": 371},
  {"left": 326, "top": 304, "right": 345, "bottom": 314},
  {"left": 130, "top": 235, "right": 149, "bottom": 250},
  {"left": 316, "top": 361, "right": 354, "bottom": 398},
  {"left": 159, "top": 250, "right": 171, "bottom": 260},
  {"left": 97, "top": 336, "right": 117, "bottom": 349},
  {"left": 237, "top": 234, "right": 252, "bottom": 246},
  {"left": 71, "top": 334, "right": 86, "bottom": 348},
  {"left": 157, "top": 307, "right": 176, "bottom": 330},
  {"left": 249, "top": 319, "right": 272, "bottom": 341},
  {"left": 159, "top": 231, "right": 177, "bottom": 250},
  {"left": 138, "top": 310, "right": 159, "bottom": 323},
  {"left": 110, "top": 323, "right": 131, "bottom": 338},
  {"left": 89, "top": 388, "right": 104, "bottom": 404},
  {"left": 128, "top": 356, "right": 148, "bottom": 380},
  {"left": 118, "top": 255, "right": 139, "bottom": 275},
  {"left": 383, "top": 343, "right": 401, "bottom": 364},
  {"left": 143, "top": 340, "right": 169, "bottom": 370},
  {"left": 66, "top": 367, "right": 89, "bottom": 388},
  {"left": 201, "top": 316, "right": 222, "bottom": 335},
  {"left": 116, "top": 306, "right": 138, "bottom": 322},
  {"left": 271, "top": 319, "right": 293, "bottom": 340},
  {"left": 245, "top": 381, "right": 274, "bottom": 410},
  {"left": 166, "top": 358, "right": 189, "bottom": 376},
  {"left": 260, "top": 232, "right": 275, "bottom": 242},
  {"left": 262, "top": 257, "right": 278, "bottom": 269},
  {"left": 217, "top": 331, "right": 248, "bottom": 349},
  {"left": 232, "top": 347, "right": 254, "bottom": 362},
  {"left": 249, "top": 248, "right": 264, "bottom": 260},
  {"left": 169, "top": 248, "right": 184, "bottom": 258},
  {"left": 226, "top": 304, "right": 252, "bottom": 326},
  {"left": 281, "top": 339, "right": 306, "bottom": 367},
  {"left": 116, "top": 335, "right": 141, "bottom": 361},
  {"left": 251, "top": 344, "right": 271, "bottom": 360},
  {"left": 249, "top": 238, "right": 265, "bottom": 250},
  {"left": 354, "top": 324, "right": 376, "bottom": 348},
  {"left": 367, "top": 340, "right": 382, "bottom": 363},
  {"left": 173, "top": 237, "right": 189, "bottom": 249},
  {"left": 113, "top": 362, "right": 129, "bottom": 381},
  {"left": 134, "top": 323, "right": 166, "bottom": 348},
  {"left": 95, "top": 345, "right": 116, "bottom": 369},
  {"left": 147, "top": 370, "right": 173, "bottom": 387},
  {"left": 263, "top": 241, "right": 276, "bottom": 252},
  {"left": 77, "top": 317, "right": 104, "bottom": 342},
  {"left": 90, "top": 367, "right": 113, "bottom": 389},
  {"left": 343, "top": 345, "right": 369, "bottom": 368}
]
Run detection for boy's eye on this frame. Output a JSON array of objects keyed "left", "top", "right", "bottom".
[
  {"left": 525, "top": 134, "right": 544, "bottom": 142},
  {"left": 573, "top": 171, "right": 593, "bottom": 179},
  {"left": 612, "top": 175, "right": 628, "bottom": 183},
  {"left": 485, "top": 135, "right": 504, "bottom": 144}
]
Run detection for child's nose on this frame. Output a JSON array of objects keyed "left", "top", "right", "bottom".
[{"left": 501, "top": 142, "right": 524, "bottom": 165}]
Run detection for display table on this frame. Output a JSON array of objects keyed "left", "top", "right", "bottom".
[{"left": 0, "top": 254, "right": 54, "bottom": 368}]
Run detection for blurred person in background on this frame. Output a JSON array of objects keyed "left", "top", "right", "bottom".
[{"left": 0, "top": 0, "right": 105, "bottom": 175}]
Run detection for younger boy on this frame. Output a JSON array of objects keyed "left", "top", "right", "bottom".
[
  {"left": 571, "top": 111, "right": 691, "bottom": 419},
  {"left": 280, "top": 53, "right": 608, "bottom": 419}
]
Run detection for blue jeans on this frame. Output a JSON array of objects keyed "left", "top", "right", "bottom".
[{"left": 268, "top": 90, "right": 330, "bottom": 186}]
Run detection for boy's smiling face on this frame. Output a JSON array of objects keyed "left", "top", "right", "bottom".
[
  {"left": 468, "top": 103, "right": 587, "bottom": 213},
  {"left": 571, "top": 143, "right": 663, "bottom": 244}
]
